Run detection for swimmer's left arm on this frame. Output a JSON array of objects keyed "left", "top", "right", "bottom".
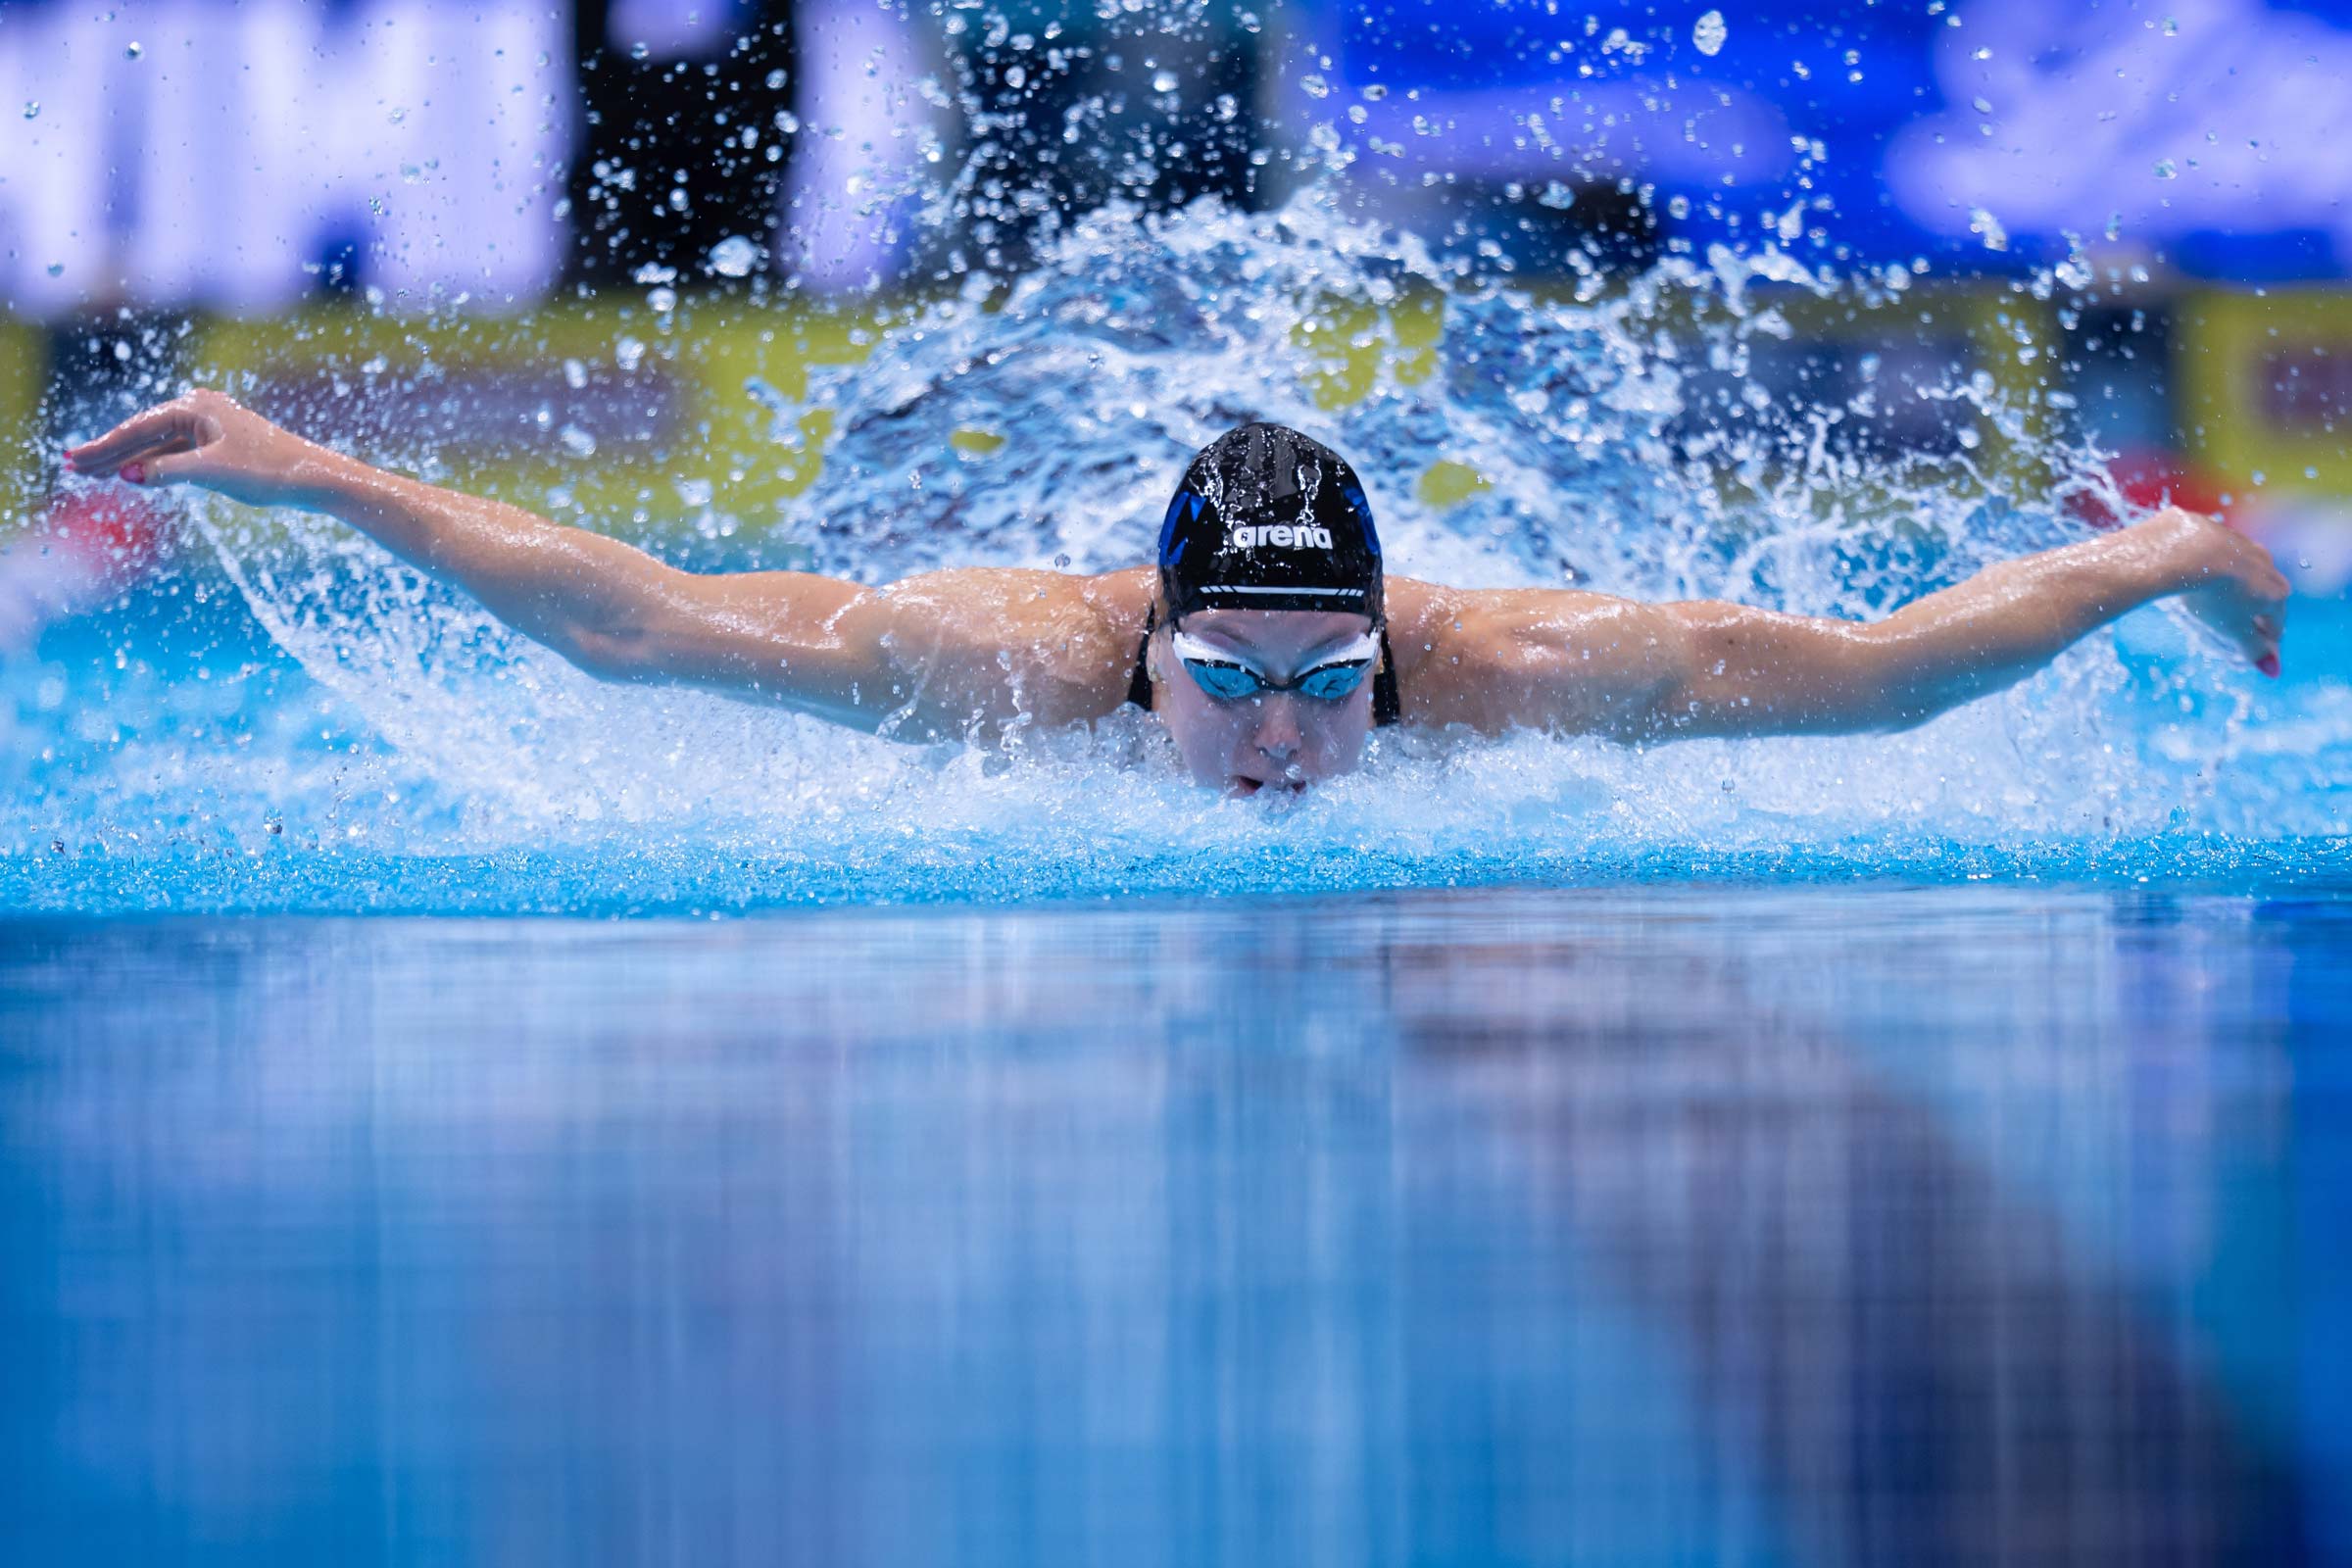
[
  {"left": 64, "top": 392, "right": 1142, "bottom": 738},
  {"left": 1411, "top": 509, "right": 2289, "bottom": 740}
]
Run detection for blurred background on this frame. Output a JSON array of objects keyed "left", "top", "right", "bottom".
[{"left": 5, "top": 0, "right": 2352, "bottom": 649}]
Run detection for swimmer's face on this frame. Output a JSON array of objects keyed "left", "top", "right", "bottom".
[{"left": 1151, "top": 608, "right": 1380, "bottom": 794}]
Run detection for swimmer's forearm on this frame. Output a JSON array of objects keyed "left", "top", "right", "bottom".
[
  {"left": 72, "top": 391, "right": 884, "bottom": 698},
  {"left": 1655, "top": 511, "right": 2283, "bottom": 737},
  {"left": 294, "top": 452, "right": 704, "bottom": 672},
  {"left": 288, "top": 451, "right": 527, "bottom": 562},
  {"left": 1854, "top": 522, "right": 2188, "bottom": 718}
]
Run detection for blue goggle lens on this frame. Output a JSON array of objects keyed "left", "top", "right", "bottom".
[
  {"left": 1179, "top": 656, "right": 1372, "bottom": 704},
  {"left": 1185, "top": 662, "right": 1266, "bottom": 702},
  {"left": 1295, "top": 662, "right": 1369, "bottom": 701}
]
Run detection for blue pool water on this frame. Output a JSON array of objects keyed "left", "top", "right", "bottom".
[
  {"left": 3, "top": 886, "right": 2348, "bottom": 1564},
  {"left": 6, "top": 171, "right": 2352, "bottom": 1565}
]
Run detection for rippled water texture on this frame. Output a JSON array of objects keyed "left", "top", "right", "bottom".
[{"left": 4, "top": 888, "right": 2348, "bottom": 1563}]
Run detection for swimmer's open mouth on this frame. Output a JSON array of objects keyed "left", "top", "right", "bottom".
[{"left": 1230, "top": 776, "right": 1308, "bottom": 797}]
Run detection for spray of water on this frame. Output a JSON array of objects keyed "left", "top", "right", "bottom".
[{"left": 3, "top": 10, "right": 2345, "bottom": 911}]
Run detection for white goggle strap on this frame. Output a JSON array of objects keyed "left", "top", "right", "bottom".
[{"left": 1169, "top": 630, "right": 1381, "bottom": 680}]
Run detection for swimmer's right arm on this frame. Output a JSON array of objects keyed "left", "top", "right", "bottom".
[
  {"left": 1402, "top": 507, "right": 2290, "bottom": 741},
  {"left": 66, "top": 391, "right": 1136, "bottom": 738}
]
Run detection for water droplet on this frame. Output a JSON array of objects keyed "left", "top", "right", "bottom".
[
  {"left": 22, "top": 101, "right": 37, "bottom": 121},
  {"left": 558, "top": 424, "right": 598, "bottom": 459},
  {"left": 45, "top": 262, "right": 62, "bottom": 277},
  {"left": 1053, "top": 554, "right": 1072, "bottom": 570},
  {"left": 2154, "top": 158, "right": 2178, "bottom": 179},
  {"left": 1692, "top": 11, "right": 1727, "bottom": 56},
  {"left": 1152, "top": 70, "right": 1178, "bottom": 94},
  {"left": 614, "top": 336, "right": 646, "bottom": 372},
  {"left": 707, "top": 235, "right": 760, "bottom": 277},
  {"left": 123, "top": 41, "right": 142, "bottom": 60},
  {"left": 1300, "top": 74, "right": 1329, "bottom": 99}
]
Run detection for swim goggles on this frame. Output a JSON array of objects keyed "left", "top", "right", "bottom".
[{"left": 1170, "top": 629, "right": 1381, "bottom": 704}]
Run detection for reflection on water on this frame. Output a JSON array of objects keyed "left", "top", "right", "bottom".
[{"left": 2, "top": 888, "right": 2346, "bottom": 1565}]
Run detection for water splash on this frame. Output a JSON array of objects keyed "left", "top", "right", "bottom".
[{"left": 4, "top": 45, "right": 2347, "bottom": 911}]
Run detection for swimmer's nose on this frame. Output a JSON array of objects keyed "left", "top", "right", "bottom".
[{"left": 1252, "top": 696, "right": 1303, "bottom": 760}]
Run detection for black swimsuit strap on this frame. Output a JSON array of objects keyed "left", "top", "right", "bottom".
[
  {"left": 1125, "top": 605, "right": 1159, "bottom": 710},
  {"left": 1373, "top": 627, "right": 1402, "bottom": 726},
  {"left": 1127, "top": 609, "right": 1401, "bottom": 727}
]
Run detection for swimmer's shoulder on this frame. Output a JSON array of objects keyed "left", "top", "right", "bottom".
[
  {"left": 1030, "top": 564, "right": 1158, "bottom": 712},
  {"left": 1076, "top": 564, "right": 1156, "bottom": 631},
  {"left": 1014, "top": 564, "right": 1154, "bottom": 722},
  {"left": 1383, "top": 576, "right": 1625, "bottom": 679},
  {"left": 1385, "top": 576, "right": 1657, "bottom": 729},
  {"left": 863, "top": 564, "right": 1148, "bottom": 725}
]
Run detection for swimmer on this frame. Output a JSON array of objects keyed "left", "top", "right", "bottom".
[{"left": 65, "top": 391, "right": 2290, "bottom": 794}]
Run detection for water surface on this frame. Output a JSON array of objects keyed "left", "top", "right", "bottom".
[{"left": 4, "top": 886, "right": 2346, "bottom": 1564}]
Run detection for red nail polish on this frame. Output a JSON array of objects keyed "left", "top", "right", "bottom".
[
  {"left": 2257, "top": 653, "right": 2280, "bottom": 678},
  {"left": 121, "top": 462, "right": 144, "bottom": 484}
]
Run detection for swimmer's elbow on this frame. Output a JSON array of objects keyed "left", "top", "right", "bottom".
[{"left": 552, "top": 625, "right": 669, "bottom": 684}]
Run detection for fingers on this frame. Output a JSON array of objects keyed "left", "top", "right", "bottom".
[
  {"left": 2247, "top": 610, "right": 2284, "bottom": 677},
  {"left": 133, "top": 450, "right": 213, "bottom": 488},
  {"left": 63, "top": 404, "right": 214, "bottom": 478},
  {"left": 2216, "top": 534, "right": 2291, "bottom": 678},
  {"left": 62, "top": 391, "right": 238, "bottom": 475}
]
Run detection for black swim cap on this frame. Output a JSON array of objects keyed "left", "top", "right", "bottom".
[{"left": 1156, "top": 422, "right": 1384, "bottom": 623}]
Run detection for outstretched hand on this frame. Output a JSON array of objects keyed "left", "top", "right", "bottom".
[
  {"left": 63, "top": 389, "right": 327, "bottom": 511},
  {"left": 2150, "top": 508, "right": 2291, "bottom": 677}
]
